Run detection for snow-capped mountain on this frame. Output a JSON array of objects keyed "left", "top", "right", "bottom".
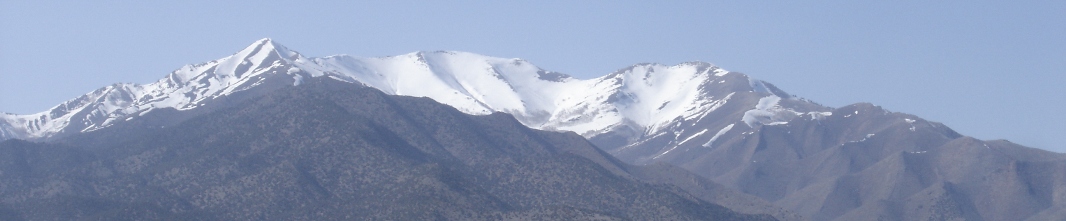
[
  {"left": 6, "top": 39, "right": 1065, "bottom": 220},
  {"left": 2, "top": 39, "right": 306, "bottom": 139},
  {"left": 0, "top": 39, "right": 943, "bottom": 166},
  {"left": 0, "top": 38, "right": 824, "bottom": 163}
]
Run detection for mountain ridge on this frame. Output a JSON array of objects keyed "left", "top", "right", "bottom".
[
  {"left": 1, "top": 39, "right": 803, "bottom": 151},
  {"left": 0, "top": 77, "right": 780, "bottom": 220},
  {"left": 4, "top": 39, "right": 1064, "bottom": 220}
]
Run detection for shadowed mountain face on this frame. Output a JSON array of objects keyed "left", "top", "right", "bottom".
[
  {"left": 0, "top": 78, "right": 777, "bottom": 220},
  {"left": 684, "top": 103, "right": 1066, "bottom": 220}
]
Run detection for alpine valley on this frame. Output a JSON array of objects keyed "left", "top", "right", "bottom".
[{"left": 2, "top": 39, "right": 1064, "bottom": 220}]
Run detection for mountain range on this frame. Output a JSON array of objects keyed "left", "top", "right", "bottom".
[
  {"left": 2, "top": 38, "right": 1064, "bottom": 220},
  {"left": 0, "top": 78, "right": 790, "bottom": 220}
]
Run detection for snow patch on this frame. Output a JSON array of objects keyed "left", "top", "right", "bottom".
[
  {"left": 689, "top": 92, "right": 734, "bottom": 122},
  {"left": 292, "top": 75, "right": 304, "bottom": 86},
  {"left": 749, "top": 79, "right": 771, "bottom": 94},
  {"left": 702, "top": 123, "right": 734, "bottom": 148},
  {"left": 289, "top": 67, "right": 304, "bottom": 86},
  {"left": 742, "top": 96, "right": 798, "bottom": 127},
  {"left": 808, "top": 111, "right": 832, "bottom": 120},
  {"left": 904, "top": 118, "right": 917, "bottom": 131},
  {"left": 678, "top": 128, "right": 709, "bottom": 145},
  {"left": 756, "top": 96, "right": 779, "bottom": 109},
  {"left": 713, "top": 69, "right": 729, "bottom": 77},
  {"left": 846, "top": 133, "right": 876, "bottom": 144}
]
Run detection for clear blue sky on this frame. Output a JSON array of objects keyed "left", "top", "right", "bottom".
[{"left": 1, "top": 1, "right": 1063, "bottom": 152}]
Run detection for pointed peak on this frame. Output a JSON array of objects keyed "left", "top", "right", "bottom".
[
  {"left": 254, "top": 37, "right": 274, "bottom": 44},
  {"left": 243, "top": 38, "right": 279, "bottom": 50},
  {"left": 251, "top": 38, "right": 289, "bottom": 49},
  {"left": 254, "top": 38, "right": 289, "bottom": 51},
  {"left": 232, "top": 38, "right": 302, "bottom": 61}
]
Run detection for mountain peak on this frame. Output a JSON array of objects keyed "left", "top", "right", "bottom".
[
  {"left": 234, "top": 38, "right": 301, "bottom": 61},
  {"left": 197, "top": 38, "right": 306, "bottom": 80},
  {"left": 251, "top": 37, "right": 284, "bottom": 50},
  {"left": 254, "top": 37, "right": 274, "bottom": 44}
]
